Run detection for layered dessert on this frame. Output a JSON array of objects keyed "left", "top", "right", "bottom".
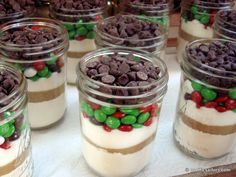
[
  {"left": 96, "top": 15, "right": 167, "bottom": 59},
  {"left": 120, "top": 0, "right": 170, "bottom": 28},
  {"left": 0, "top": 21, "right": 68, "bottom": 129},
  {"left": 0, "top": 69, "right": 32, "bottom": 177},
  {"left": 77, "top": 49, "right": 168, "bottom": 177},
  {"left": 174, "top": 40, "right": 236, "bottom": 159},
  {"left": 50, "top": 0, "right": 105, "bottom": 84},
  {"left": 0, "top": 0, "right": 35, "bottom": 24},
  {"left": 214, "top": 10, "right": 236, "bottom": 41},
  {"left": 177, "top": 0, "right": 234, "bottom": 62}
]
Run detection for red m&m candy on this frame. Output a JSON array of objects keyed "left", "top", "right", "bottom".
[{"left": 33, "top": 61, "right": 45, "bottom": 71}]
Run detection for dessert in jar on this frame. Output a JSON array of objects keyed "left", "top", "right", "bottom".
[
  {"left": 77, "top": 47, "right": 168, "bottom": 177},
  {"left": 174, "top": 39, "right": 236, "bottom": 159},
  {"left": 0, "top": 18, "right": 69, "bottom": 129},
  {"left": 96, "top": 15, "right": 168, "bottom": 60},
  {"left": 49, "top": 0, "right": 105, "bottom": 84},
  {"left": 0, "top": 0, "right": 36, "bottom": 24},
  {"left": 0, "top": 62, "right": 33, "bottom": 177},
  {"left": 120, "top": 0, "right": 171, "bottom": 30},
  {"left": 214, "top": 9, "right": 236, "bottom": 42},
  {"left": 176, "top": 0, "right": 234, "bottom": 62}
]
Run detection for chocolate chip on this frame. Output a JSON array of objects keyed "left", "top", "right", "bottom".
[
  {"left": 86, "top": 61, "right": 98, "bottom": 69},
  {"left": 101, "top": 75, "right": 115, "bottom": 84},
  {"left": 87, "top": 69, "right": 98, "bottom": 77},
  {"left": 127, "top": 72, "right": 137, "bottom": 81},
  {"left": 137, "top": 71, "right": 148, "bottom": 81},
  {"left": 98, "top": 65, "right": 110, "bottom": 74},
  {"left": 118, "top": 74, "right": 129, "bottom": 86},
  {"left": 119, "top": 61, "right": 130, "bottom": 74},
  {"left": 131, "top": 63, "right": 144, "bottom": 71}
]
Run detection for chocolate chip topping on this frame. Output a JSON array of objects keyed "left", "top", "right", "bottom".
[
  {"left": 85, "top": 54, "right": 160, "bottom": 87},
  {"left": 51, "top": 0, "right": 105, "bottom": 11},
  {"left": 0, "top": 0, "right": 35, "bottom": 17},
  {"left": 0, "top": 27, "right": 61, "bottom": 60},
  {"left": 0, "top": 70, "right": 19, "bottom": 108},
  {"left": 187, "top": 41, "right": 236, "bottom": 88}
]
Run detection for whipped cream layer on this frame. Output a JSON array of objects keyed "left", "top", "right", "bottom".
[{"left": 27, "top": 69, "right": 66, "bottom": 129}]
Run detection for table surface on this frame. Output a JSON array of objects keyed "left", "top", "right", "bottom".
[{"left": 31, "top": 54, "right": 236, "bottom": 177}]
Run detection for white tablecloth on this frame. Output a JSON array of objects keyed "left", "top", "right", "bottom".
[{"left": 32, "top": 54, "right": 236, "bottom": 177}]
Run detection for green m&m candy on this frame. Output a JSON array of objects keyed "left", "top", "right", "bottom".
[
  {"left": 138, "top": 112, "right": 150, "bottom": 124},
  {"left": 132, "top": 123, "right": 143, "bottom": 128},
  {"left": 106, "top": 116, "right": 120, "bottom": 129},
  {"left": 0, "top": 124, "right": 10, "bottom": 137},
  {"left": 200, "top": 88, "right": 217, "bottom": 101},
  {"left": 191, "top": 5, "right": 198, "bottom": 14},
  {"left": 46, "top": 53, "right": 58, "bottom": 65},
  {"left": 233, "top": 108, "right": 236, "bottom": 113},
  {"left": 45, "top": 71, "right": 52, "bottom": 78},
  {"left": 229, "top": 88, "right": 236, "bottom": 99},
  {"left": 84, "top": 103, "right": 94, "bottom": 117},
  {"left": 64, "top": 23, "right": 74, "bottom": 31},
  {"left": 194, "top": 14, "right": 201, "bottom": 20},
  {"left": 94, "top": 110, "right": 107, "bottom": 123},
  {"left": 38, "top": 66, "right": 49, "bottom": 77},
  {"left": 120, "top": 108, "right": 140, "bottom": 116},
  {"left": 200, "top": 15, "right": 210, "bottom": 24},
  {"left": 75, "top": 20, "right": 83, "bottom": 29},
  {"left": 69, "top": 31, "right": 76, "bottom": 40},
  {"left": 121, "top": 115, "right": 136, "bottom": 125},
  {"left": 191, "top": 80, "right": 203, "bottom": 91},
  {"left": 86, "top": 23, "right": 95, "bottom": 30},
  {"left": 101, "top": 106, "right": 116, "bottom": 115},
  {"left": 77, "top": 27, "right": 88, "bottom": 36},
  {"left": 29, "top": 74, "right": 39, "bottom": 81},
  {"left": 86, "top": 31, "right": 96, "bottom": 39},
  {"left": 3, "top": 125, "right": 15, "bottom": 138}
]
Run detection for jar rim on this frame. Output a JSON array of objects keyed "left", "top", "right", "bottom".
[
  {"left": 184, "top": 38, "right": 236, "bottom": 79},
  {"left": 77, "top": 47, "right": 168, "bottom": 90},
  {"left": 216, "top": 9, "right": 236, "bottom": 30},
  {"left": 96, "top": 15, "right": 167, "bottom": 43},
  {"left": 0, "top": 62, "right": 27, "bottom": 114},
  {"left": 0, "top": 17, "right": 69, "bottom": 63}
]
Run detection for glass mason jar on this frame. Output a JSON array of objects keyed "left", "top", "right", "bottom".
[
  {"left": 176, "top": 0, "right": 234, "bottom": 62},
  {"left": 96, "top": 15, "right": 168, "bottom": 60},
  {"left": 214, "top": 9, "right": 236, "bottom": 42},
  {"left": 0, "top": 1, "right": 36, "bottom": 25},
  {"left": 77, "top": 47, "right": 168, "bottom": 177},
  {"left": 0, "top": 18, "right": 69, "bottom": 129},
  {"left": 120, "top": 0, "right": 172, "bottom": 30},
  {"left": 174, "top": 39, "right": 236, "bottom": 159},
  {"left": 0, "top": 62, "right": 33, "bottom": 177},
  {"left": 49, "top": 2, "right": 105, "bottom": 84}
]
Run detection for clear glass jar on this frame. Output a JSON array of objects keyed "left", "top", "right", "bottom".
[
  {"left": 0, "top": 18, "right": 69, "bottom": 129},
  {"left": 49, "top": 2, "right": 105, "bottom": 84},
  {"left": 77, "top": 47, "right": 168, "bottom": 177},
  {"left": 176, "top": 0, "right": 234, "bottom": 62},
  {"left": 0, "top": 2, "right": 36, "bottom": 25},
  {"left": 96, "top": 15, "right": 168, "bottom": 59},
  {"left": 214, "top": 9, "right": 236, "bottom": 42},
  {"left": 174, "top": 39, "right": 236, "bottom": 159},
  {"left": 0, "top": 62, "right": 33, "bottom": 177},
  {"left": 120, "top": 0, "right": 172, "bottom": 30}
]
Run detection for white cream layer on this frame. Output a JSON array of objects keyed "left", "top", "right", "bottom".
[
  {"left": 67, "top": 39, "right": 96, "bottom": 84},
  {"left": 179, "top": 80, "right": 236, "bottom": 126},
  {"left": 27, "top": 69, "right": 66, "bottom": 128},
  {"left": 181, "top": 18, "right": 214, "bottom": 38},
  {"left": 69, "top": 39, "right": 96, "bottom": 53},
  {"left": 175, "top": 118, "right": 236, "bottom": 158},
  {"left": 0, "top": 129, "right": 30, "bottom": 167},
  {"left": 2, "top": 153, "right": 33, "bottom": 177},
  {"left": 81, "top": 114, "right": 158, "bottom": 149},
  {"left": 82, "top": 138, "right": 154, "bottom": 177}
]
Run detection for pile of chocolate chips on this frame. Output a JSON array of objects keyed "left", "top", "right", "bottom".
[
  {"left": 85, "top": 53, "right": 160, "bottom": 105},
  {"left": 0, "top": 27, "right": 60, "bottom": 60},
  {"left": 0, "top": 70, "right": 19, "bottom": 108},
  {"left": 187, "top": 41, "right": 236, "bottom": 88},
  {"left": 51, "top": 0, "right": 105, "bottom": 11},
  {"left": 0, "top": 0, "right": 35, "bottom": 17},
  {"left": 99, "top": 15, "right": 161, "bottom": 49}
]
